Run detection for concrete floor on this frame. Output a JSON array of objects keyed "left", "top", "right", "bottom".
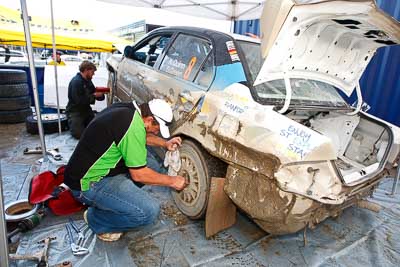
[{"left": 1, "top": 123, "right": 399, "bottom": 267}]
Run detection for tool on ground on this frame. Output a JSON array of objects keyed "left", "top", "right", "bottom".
[
  {"left": 24, "top": 147, "right": 62, "bottom": 161},
  {"left": 205, "top": 177, "right": 237, "bottom": 238},
  {"left": 65, "top": 224, "right": 89, "bottom": 256},
  {"left": 68, "top": 218, "right": 86, "bottom": 247},
  {"left": 7, "top": 210, "right": 45, "bottom": 243},
  {"left": 9, "top": 236, "right": 55, "bottom": 267}
]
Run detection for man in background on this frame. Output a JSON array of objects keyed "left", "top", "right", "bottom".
[
  {"left": 48, "top": 51, "right": 65, "bottom": 65},
  {"left": 66, "top": 60, "right": 105, "bottom": 139}
]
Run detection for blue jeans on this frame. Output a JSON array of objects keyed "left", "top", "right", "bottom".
[{"left": 73, "top": 147, "right": 166, "bottom": 234}]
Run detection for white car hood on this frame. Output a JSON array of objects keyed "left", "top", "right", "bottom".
[{"left": 255, "top": 0, "right": 400, "bottom": 96}]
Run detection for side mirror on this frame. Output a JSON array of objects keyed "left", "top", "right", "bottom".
[{"left": 123, "top": 46, "right": 133, "bottom": 58}]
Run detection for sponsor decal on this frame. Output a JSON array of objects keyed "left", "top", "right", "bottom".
[
  {"left": 226, "top": 41, "right": 240, "bottom": 62},
  {"left": 224, "top": 101, "right": 246, "bottom": 114}
]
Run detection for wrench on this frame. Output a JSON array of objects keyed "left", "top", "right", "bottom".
[
  {"left": 65, "top": 224, "right": 89, "bottom": 256},
  {"left": 68, "top": 218, "right": 85, "bottom": 247},
  {"left": 23, "top": 147, "right": 62, "bottom": 161}
]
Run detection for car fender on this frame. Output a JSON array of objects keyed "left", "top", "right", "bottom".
[{"left": 106, "top": 54, "right": 123, "bottom": 72}]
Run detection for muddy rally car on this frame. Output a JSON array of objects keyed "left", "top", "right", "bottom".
[{"left": 107, "top": 0, "right": 400, "bottom": 235}]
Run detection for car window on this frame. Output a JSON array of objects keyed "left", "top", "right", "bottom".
[
  {"left": 132, "top": 35, "right": 171, "bottom": 67},
  {"left": 160, "top": 34, "right": 212, "bottom": 81},
  {"left": 237, "top": 41, "right": 262, "bottom": 84},
  {"left": 256, "top": 78, "right": 348, "bottom": 107},
  {"left": 194, "top": 53, "right": 214, "bottom": 88},
  {"left": 237, "top": 40, "right": 348, "bottom": 108}
]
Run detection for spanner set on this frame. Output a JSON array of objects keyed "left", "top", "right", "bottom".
[{"left": 65, "top": 218, "right": 91, "bottom": 256}]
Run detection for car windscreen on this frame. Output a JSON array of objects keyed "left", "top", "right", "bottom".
[{"left": 237, "top": 40, "right": 348, "bottom": 108}]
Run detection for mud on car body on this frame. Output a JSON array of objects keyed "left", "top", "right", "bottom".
[{"left": 107, "top": 0, "right": 400, "bottom": 235}]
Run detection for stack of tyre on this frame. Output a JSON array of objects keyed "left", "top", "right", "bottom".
[{"left": 0, "top": 69, "right": 32, "bottom": 123}]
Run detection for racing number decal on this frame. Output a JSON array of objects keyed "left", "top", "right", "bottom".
[{"left": 183, "top": 56, "right": 197, "bottom": 80}]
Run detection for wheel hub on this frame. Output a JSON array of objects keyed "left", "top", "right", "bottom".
[{"left": 178, "top": 156, "right": 200, "bottom": 206}]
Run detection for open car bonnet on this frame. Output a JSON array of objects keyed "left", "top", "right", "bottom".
[{"left": 254, "top": 0, "right": 400, "bottom": 96}]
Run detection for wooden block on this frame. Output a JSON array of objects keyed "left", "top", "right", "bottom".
[{"left": 205, "top": 177, "right": 237, "bottom": 238}]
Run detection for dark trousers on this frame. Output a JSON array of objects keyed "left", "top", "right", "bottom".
[{"left": 67, "top": 111, "right": 94, "bottom": 139}]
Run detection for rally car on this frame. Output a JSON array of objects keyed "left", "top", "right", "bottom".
[{"left": 107, "top": 0, "right": 400, "bottom": 234}]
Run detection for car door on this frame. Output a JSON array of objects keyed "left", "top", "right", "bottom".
[
  {"left": 147, "top": 33, "right": 214, "bottom": 125},
  {"left": 116, "top": 32, "right": 174, "bottom": 103}
]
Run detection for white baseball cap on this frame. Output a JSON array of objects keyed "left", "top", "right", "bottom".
[{"left": 148, "top": 99, "right": 173, "bottom": 138}]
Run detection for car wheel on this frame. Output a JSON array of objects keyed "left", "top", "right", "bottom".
[
  {"left": 172, "top": 140, "right": 226, "bottom": 219},
  {"left": 25, "top": 113, "right": 69, "bottom": 134}
]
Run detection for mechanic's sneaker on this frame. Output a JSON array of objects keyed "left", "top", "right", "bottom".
[
  {"left": 97, "top": 232, "right": 123, "bottom": 242},
  {"left": 83, "top": 210, "right": 88, "bottom": 224}
]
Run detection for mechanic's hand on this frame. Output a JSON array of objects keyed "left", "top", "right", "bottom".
[
  {"left": 166, "top": 137, "right": 182, "bottom": 151},
  {"left": 94, "top": 92, "right": 104, "bottom": 98},
  {"left": 171, "top": 175, "right": 188, "bottom": 191}
]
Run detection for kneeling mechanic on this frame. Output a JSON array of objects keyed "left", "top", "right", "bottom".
[{"left": 64, "top": 99, "right": 187, "bottom": 242}]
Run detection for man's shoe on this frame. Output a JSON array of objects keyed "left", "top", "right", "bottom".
[
  {"left": 97, "top": 232, "right": 123, "bottom": 242},
  {"left": 83, "top": 210, "right": 122, "bottom": 241},
  {"left": 83, "top": 210, "right": 88, "bottom": 224}
]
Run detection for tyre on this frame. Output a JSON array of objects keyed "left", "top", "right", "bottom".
[
  {"left": 0, "top": 69, "right": 27, "bottom": 85},
  {"left": 0, "top": 108, "right": 32, "bottom": 123},
  {"left": 25, "top": 113, "right": 69, "bottom": 135},
  {"left": 172, "top": 140, "right": 227, "bottom": 219},
  {"left": 0, "top": 83, "right": 30, "bottom": 98},
  {"left": 0, "top": 95, "right": 31, "bottom": 111}
]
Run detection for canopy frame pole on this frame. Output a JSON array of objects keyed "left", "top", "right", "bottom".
[
  {"left": 0, "top": 164, "right": 10, "bottom": 267},
  {"left": 50, "top": 0, "right": 62, "bottom": 134},
  {"left": 20, "top": 0, "right": 48, "bottom": 160}
]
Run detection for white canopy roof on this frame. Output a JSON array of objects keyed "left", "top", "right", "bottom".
[{"left": 98, "top": 0, "right": 265, "bottom": 21}]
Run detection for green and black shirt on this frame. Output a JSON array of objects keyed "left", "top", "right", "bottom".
[{"left": 64, "top": 102, "right": 147, "bottom": 191}]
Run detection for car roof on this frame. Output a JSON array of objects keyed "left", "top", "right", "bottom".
[
  {"left": 138, "top": 26, "right": 260, "bottom": 68},
  {"left": 151, "top": 26, "right": 260, "bottom": 44},
  {"left": 152, "top": 26, "right": 226, "bottom": 35}
]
